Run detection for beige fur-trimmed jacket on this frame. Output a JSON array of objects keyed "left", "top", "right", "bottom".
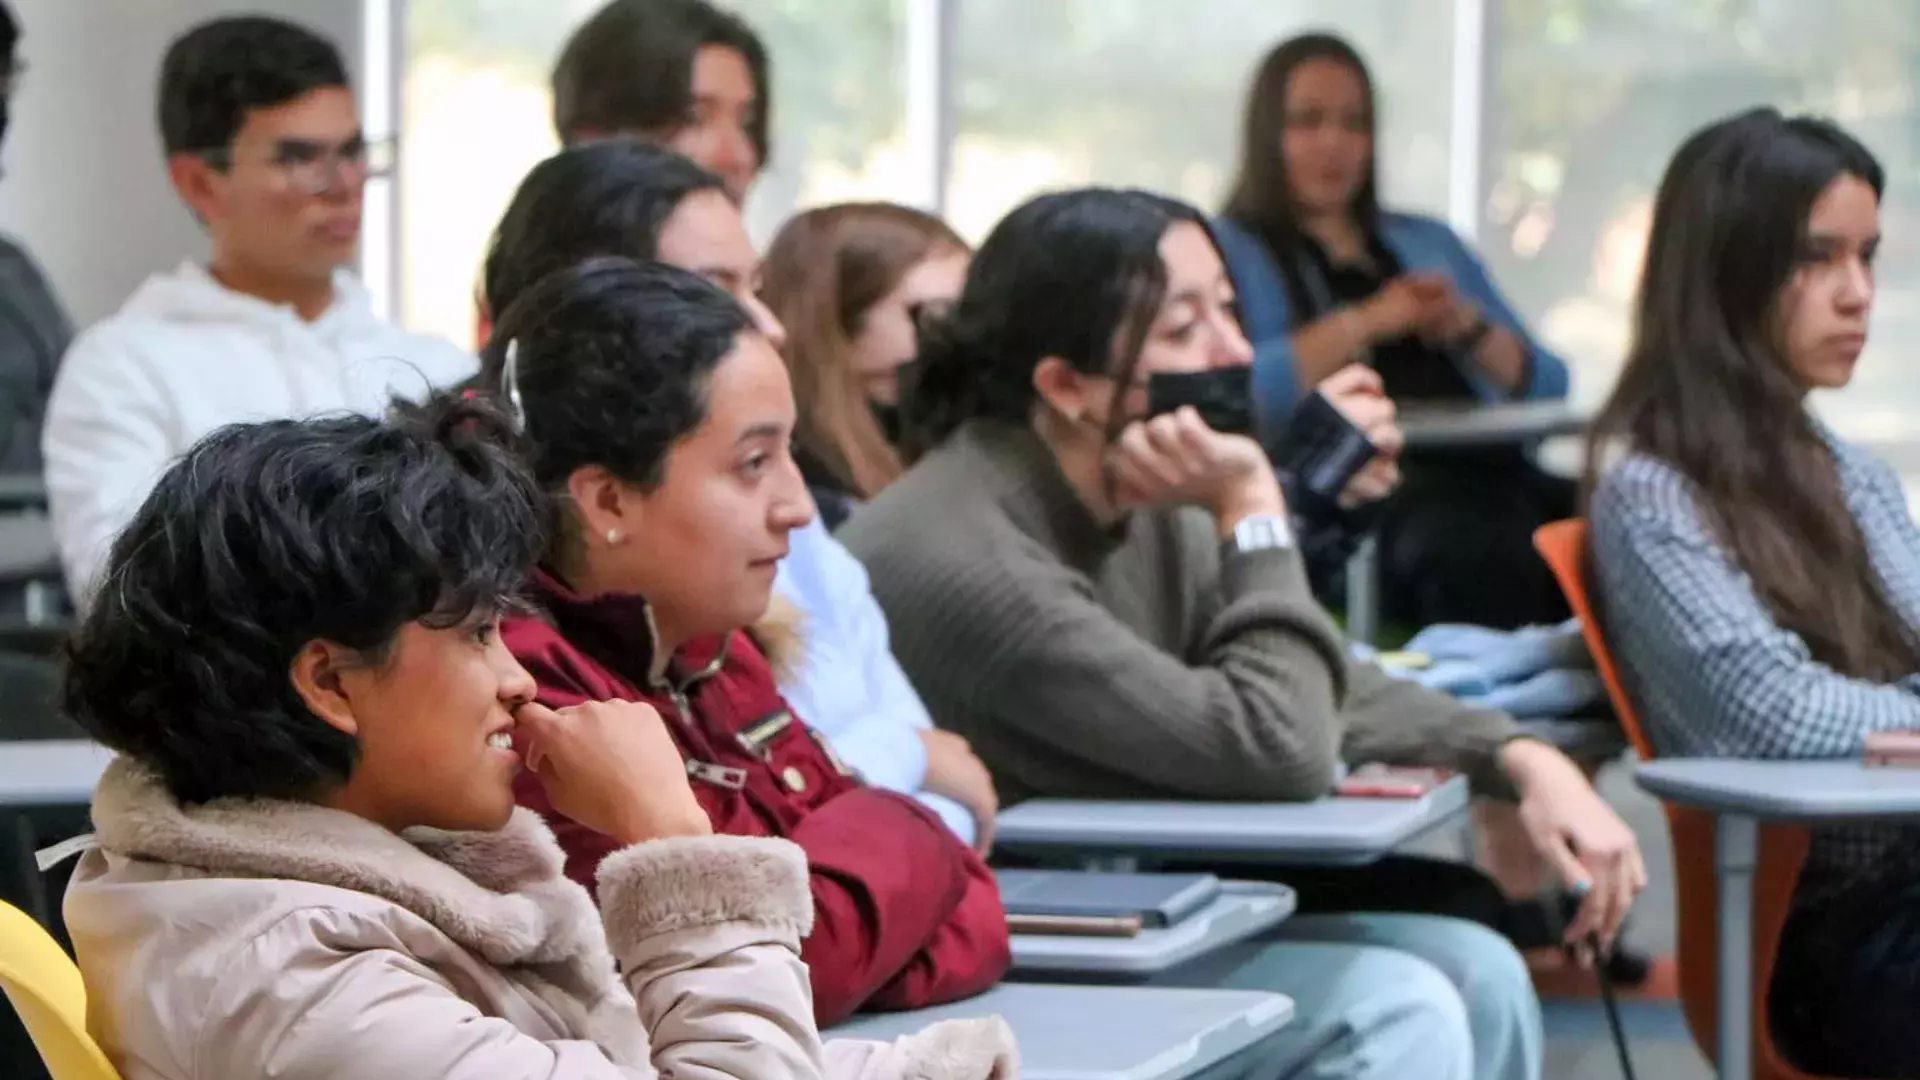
[{"left": 62, "top": 759, "right": 1016, "bottom": 1080}]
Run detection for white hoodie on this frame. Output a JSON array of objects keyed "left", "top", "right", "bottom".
[{"left": 43, "top": 262, "right": 477, "bottom": 606}]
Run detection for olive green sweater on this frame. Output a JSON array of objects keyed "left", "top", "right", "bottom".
[{"left": 838, "top": 420, "right": 1522, "bottom": 804}]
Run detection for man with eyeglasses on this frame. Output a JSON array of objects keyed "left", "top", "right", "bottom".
[{"left": 42, "top": 16, "right": 473, "bottom": 607}]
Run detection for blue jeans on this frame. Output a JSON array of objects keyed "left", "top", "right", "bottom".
[{"left": 1150, "top": 913, "right": 1541, "bottom": 1080}]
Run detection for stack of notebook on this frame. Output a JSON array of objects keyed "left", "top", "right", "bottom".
[{"left": 996, "top": 869, "right": 1221, "bottom": 937}]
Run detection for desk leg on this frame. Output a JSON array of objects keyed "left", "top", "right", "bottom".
[
  {"left": 1346, "top": 536, "right": 1379, "bottom": 646},
  {"left": 1715, "top": 814, "right": 1758, "bottom": 1080}
]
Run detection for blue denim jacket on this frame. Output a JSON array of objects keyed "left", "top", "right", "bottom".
[
  {"left": 1211, "top": 213, "right": 1571, "bottom": 431},
  {"left": 1351, "top": 619, "right": 1603, "bottom": 719}
]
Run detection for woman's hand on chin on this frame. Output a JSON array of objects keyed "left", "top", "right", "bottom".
[
  {"left": 1107, "top": 407, "right": 1285, "bottom": 530},
  {"left": 515, "top": 699, "right": 713, "bottom": 845}
]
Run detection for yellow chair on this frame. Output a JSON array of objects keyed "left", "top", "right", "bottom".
[{"left": 0, "top": 900, "right": 119, "bottom": 1079}]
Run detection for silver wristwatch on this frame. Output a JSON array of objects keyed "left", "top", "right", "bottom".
[{"left": 1230, "top": 513, "right": 1295, "bottom": 554}]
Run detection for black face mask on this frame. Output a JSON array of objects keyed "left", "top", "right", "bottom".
[
  {"left": 1145, "top": 367, "right": 1256, "bottom": 436},
  {"left": 873, "top": 354, "right": 930, "bottom": 445},
  {"left": 870, "top": 399, "right": 903, "bottom": 445}
]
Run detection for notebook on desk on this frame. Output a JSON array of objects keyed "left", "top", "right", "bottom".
[{"left": 996, "top": 869, "right": 1221, "bottom": 932}]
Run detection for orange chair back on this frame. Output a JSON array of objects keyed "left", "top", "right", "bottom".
[{"left": 1534, "top": 520, "right": 1827, "bottom": 1080}]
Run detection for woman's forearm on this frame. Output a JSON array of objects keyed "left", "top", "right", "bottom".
[
  {"left": 1468, "top": 324, "right": 1529, "bottom": 394},
  {"left": 1292, "top": 306, "right": 1372, "bottom": 388}
]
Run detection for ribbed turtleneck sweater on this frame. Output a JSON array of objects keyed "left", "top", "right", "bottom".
[{"left": 838, "top": 419, "right": 1522, "bottom": 805}]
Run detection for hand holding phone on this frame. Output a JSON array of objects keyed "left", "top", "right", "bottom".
[{"left": 1270, "top": 391, "right": 1380, "bottom": 509}]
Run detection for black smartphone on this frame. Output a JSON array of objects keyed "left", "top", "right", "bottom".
[
  {"left": 1269, "top": 392, "right": 1379, "bottom": 505},
  {"left": 1146, "top": 368, "right": 1255, "bottom": 436}
]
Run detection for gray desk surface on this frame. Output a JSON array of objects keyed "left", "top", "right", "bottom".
[
  {"left": 0, "top": 512, "right": 57, "bottom": 579},
  {"left": 0, "top": 474, "right": 45, "bottom": 508},
  {"left": 1009, "top": 880, "right": 1295, "bottom": 976},
  {"left": 1397, "top": 400, "right": 1588, "bottom": 449},
  {"left": 1636, "top": 758, "right": 1920, "bottom": 820},
  {"left": 832, "top": 983, "right": 1294, "bottom": 1080},
  {"left": 1635, "top": 756, "right": 1920, "bottom": 1080},
  {"left": 0, "top": 739, "right": 110, "bottom": 808},
  {"left": 994, "top": 777, "right": 1470, "bottom": 866}
]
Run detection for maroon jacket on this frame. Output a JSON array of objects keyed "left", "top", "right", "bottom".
[{"left": 504, "top": 568, "right": 1010, "bottom": 1025}]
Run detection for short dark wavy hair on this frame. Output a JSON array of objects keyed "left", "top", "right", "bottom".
[
  {"left": 63, "top": 400, "right": 543, "bottom": 806},
  {"left": 158, "top": 15, "right": 348, "bottom": 157},
  {"left": 550, "top": 0, "right": 769, "bottom": 161}
]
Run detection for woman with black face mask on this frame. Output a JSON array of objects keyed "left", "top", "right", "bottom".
[
  {"left": 842, "top": 185, "right": 1651, "bottom": 1080},
  {"left": 760, "top": 202, "right": 971, "bottom": 529}
]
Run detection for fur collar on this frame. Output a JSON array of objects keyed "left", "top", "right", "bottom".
[
  {"left": 750, "top": 592, "right": 808, "bottom": 683},
  {"left": 92, "top": 758, "right": 604, "bottom": 969},
  {"left": 526, "top": 565, "right": 808, "bottom": 688},
  {"left": 90, "top": 758, "right": 649, "bottom": 1060}
]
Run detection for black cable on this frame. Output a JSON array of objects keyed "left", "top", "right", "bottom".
[
  {"left": 1590, "top": 931, "right": 1640, "bottom": 1080},
  {"left": 1552, "top": 883, "right": 1640, "bottom": 1080}
]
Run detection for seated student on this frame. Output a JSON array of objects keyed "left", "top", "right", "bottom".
[
  {"left": 42, "top": 16, "right": 471, "bottom": 607},
  {"left": 762, "top": 201, "right": 1405, "bottom": 596},
  {"left": 1214, "top": 33, "right": 1572, "bottom": 629},
  {"left": 551, "top": 0, "right": 764, "bottom": 202},
  {"left": 472, "top": 0, "right": 767, "bottom": 347},
  {"left": 481, "top": 139, "right": 993, "bottom": 849},
  {"left": 479, "top": 258, "right": 1008, "bottom": 1026},
  {"left": 484, "top": 257, "right": 1502, "bottom": 1080},
  {"left": 1588, "top": 109, "right": 1920, "bottom": 1078},
  {"left": 760, "top": 202, "right": 973, "bottom": 528},
  {"left": 58, "top": 405, "right": 1013, "bottom": 1080},
  {"left": 842, "top": 186, "right": 1652, "bottom": 1080}
]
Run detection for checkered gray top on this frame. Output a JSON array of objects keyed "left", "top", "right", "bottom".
[{"left": 1590, "top": 442, "right": 1920, "bottom": 894}]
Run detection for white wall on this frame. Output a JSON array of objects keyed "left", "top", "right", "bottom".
[{"left": 0, "top": 1, "right": 364, "bottom": 326}]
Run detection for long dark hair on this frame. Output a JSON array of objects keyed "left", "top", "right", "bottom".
[
  {"left": 1221, "top": 32, "right": 1381, "bottom": 326},
  {"left": 475, "top": 257, "right": 753, "bottom": 556},
  {"left": 1584, "top": 108, "right": 1913, "bottom": 679},
  {"left": 899, "top": 187, "right": 1210, "bottom": 460}
]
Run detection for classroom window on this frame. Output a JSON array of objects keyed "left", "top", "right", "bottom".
[
  {"left": 1483, "top": 0, "right": 1920, "bottom": 434},
  {"left": 400, "top": 0, "right": 907, "bottom": 350},
  {"left": 942, "top": 0, "right": 1458, "bottom": 242}
]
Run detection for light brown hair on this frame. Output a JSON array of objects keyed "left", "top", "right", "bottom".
[{"left": 761, "top": 202, "right": 967, "bottom": 497}]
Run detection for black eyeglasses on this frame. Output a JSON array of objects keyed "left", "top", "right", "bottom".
[{"left": 194, "top": 135, "right": 397, "bottom": 195}]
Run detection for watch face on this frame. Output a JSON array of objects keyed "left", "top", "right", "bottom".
[{"left": 1235, "top": 515, "right": 1293, "bottom": 551}]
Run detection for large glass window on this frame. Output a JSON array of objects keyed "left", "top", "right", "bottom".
[
  {"left": 1484, "top": 0, "right": 1920, "bottom": 432},
  {"left": 398, "top": 0, "right": 1920, "bottom": 445},
  {"left": 943, "top": 0, "right": 1459, "bottom": 242},
  {"left": 401, "top": 0, "right": 907, "bottom": 350}
]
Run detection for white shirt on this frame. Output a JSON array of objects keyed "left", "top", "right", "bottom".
[
  {"left": 773, "top": 519, "right": 978, "bottom": 845},
  {"left": 43, "top": 263, "right": 476, "bottom": 606}
]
